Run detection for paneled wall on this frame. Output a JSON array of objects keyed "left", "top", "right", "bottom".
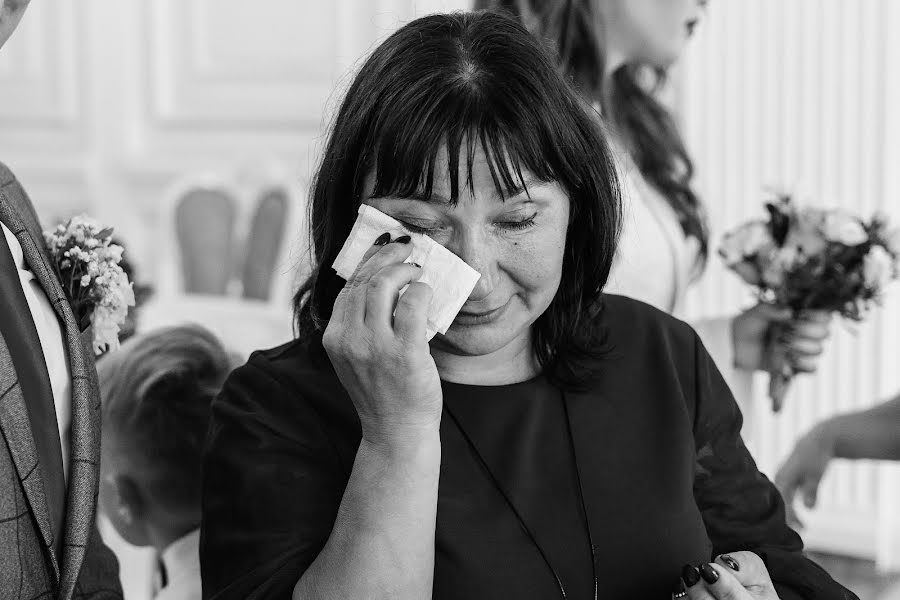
[
  {"left": 1, "top": 0, "right": 898, "bottom": 570},
  {"left": 679, "top": 0, "right": 900, "bottom": 568},
  {"left": 0, "top": 0, "right": 468, "bottom": 305}
]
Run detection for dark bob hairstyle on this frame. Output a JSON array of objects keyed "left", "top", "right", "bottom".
[{"left": 294, "top": 10, "right": 622, "bottom": 388}]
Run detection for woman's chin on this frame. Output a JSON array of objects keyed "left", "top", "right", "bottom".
[{"left": 431, "top": 321, "right": 519, "bottom": 358}]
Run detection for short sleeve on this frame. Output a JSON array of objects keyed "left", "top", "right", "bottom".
[
  {"left": 690, "top": 332, "right": 859, "bottom": 600},
  {"left": 200, "top": 356, "right": 346, "bottom": 599}
]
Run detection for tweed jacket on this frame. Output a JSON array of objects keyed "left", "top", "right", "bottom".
[{"left": 0, "top": 161, "right": 121, "bottom": 599}]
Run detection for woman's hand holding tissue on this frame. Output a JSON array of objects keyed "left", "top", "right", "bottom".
[{"left": 323, "top": 232, "right": 444, "bottom": 451}]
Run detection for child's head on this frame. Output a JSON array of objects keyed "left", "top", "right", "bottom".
[{"left": 98, "top": 325, "right": 233, "bottom": 549}]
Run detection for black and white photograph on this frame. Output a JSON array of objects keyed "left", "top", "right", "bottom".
[{"left": 1, "top": 1, "right": 898, "bottom": 598}]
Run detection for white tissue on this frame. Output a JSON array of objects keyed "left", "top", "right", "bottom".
[{"left": 332, "top": 204, "right": 482, "bottom": 340}]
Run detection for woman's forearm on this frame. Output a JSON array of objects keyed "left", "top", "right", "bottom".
[
  {"left": 822, "top": 394, "right": 900, "bottom": 461},
  {"left": 293, "top": 429, "right": 441, "bottom": 600}
]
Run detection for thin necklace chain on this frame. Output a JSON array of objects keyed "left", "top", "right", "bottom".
[{"left": 444, "top": 389, "right": 598, "bottom": 600}]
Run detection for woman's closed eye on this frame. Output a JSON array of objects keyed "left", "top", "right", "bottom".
[
  {"left": 496, "top": 212, "right": 538, "bottom": 231},
  {"left": 397, "top": 213, "right": 538, "bottom": 235}
]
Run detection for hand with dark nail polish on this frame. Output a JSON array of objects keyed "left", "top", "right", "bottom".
[
  {"left": 671, "top": 579, "right": 687, "bottom": 598},
  {"left": 373, "top": 232, "right": 391, "bottom": 246},
  {"left": 393, "top": 235, "right": 412, "bottom": 244},
  {"left": 681, "top": 564, "right": 701, "bottom": 587},
  {"left": 720, "top": 554, "right": 740, "bottom": 571},
  {"left": 699, "top": 563, "right": 719, "bottom": 584}
]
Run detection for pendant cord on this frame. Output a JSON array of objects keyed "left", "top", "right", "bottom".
[
  {"left": 445, "top": 390, "right": 599, "bottom": 600},
  {"left": 445, "top": 405, "right": 568, "bottom": 599},
  {"left": 561, "top": 389, "right": 599, "bottom": 600}
]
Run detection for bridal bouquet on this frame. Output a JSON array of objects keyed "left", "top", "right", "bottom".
[
  {"left": 44, "top": 215, "right": 136, "bottom": 354},
  {"left": 720, "top": 192, "right": 900, "bottom": 410}
]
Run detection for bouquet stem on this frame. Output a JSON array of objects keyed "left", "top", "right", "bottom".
[{"left": 769, "top": 362, "right": 794, "bottom": 412}]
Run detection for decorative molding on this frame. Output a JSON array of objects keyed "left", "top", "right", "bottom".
[
  {"left": 0, "top": 0, "right": 81, "bottom": 127},
  {"left": 145, "top": 0, "right": 343, "bottom": 128}
]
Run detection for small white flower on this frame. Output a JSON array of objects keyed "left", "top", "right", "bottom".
[
  {"left": 44, "top": 214, "right": 135, "bottom": 355},
  {"left": 783, "top": 209, "right": 828, "bottom": 256},
  {"left": 822, "top": 211, "right": 868, "bottom": 246},
  {"left": 884, "top": 226, "right": 900, "bottom": 258},
  {"left": 759, "top": 247, "right": 794, "bottom": 289},
  {"left": 863, "top": 245, "right": 895, "bottom": 291},
  {"left": 720, "top": 221, "right": 773, "bottom": 266}
]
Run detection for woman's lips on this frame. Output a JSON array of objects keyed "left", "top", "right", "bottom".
[{"left": 453, "top": 299, "right": 511, "bottom": 326}]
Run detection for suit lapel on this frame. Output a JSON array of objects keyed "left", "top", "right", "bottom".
[
  {"left": 0, "top": 334, "right": 61, "bottom": 581},
  {"left": 0, "top": 180, "right": 100, "bottom": 600}
]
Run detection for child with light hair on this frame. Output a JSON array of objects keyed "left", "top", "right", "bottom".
[{"left": 98, "top": 325, "right": 234, "bottom": 600}]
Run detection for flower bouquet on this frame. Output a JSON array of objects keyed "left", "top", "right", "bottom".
[
  {"left": 44, "top": 215, "right": 136, "bottom": 354},
  {"left": 720, "top": 192, "right": 900, "bottom": 411}
]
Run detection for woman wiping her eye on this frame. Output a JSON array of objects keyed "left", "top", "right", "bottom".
[{"left": 199, "top": 11, "right": 856, "bottom": 600}]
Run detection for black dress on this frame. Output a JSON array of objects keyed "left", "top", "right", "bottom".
[{"left": 200, "top": 294, "right": 858, "bottom": 599}]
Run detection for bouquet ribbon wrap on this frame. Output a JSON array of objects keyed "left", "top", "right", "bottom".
[{"left": 332, "top": 205, "right": 481, "bottom": 340}]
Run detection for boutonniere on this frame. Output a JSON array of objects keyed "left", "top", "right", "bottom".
[{"left": 43, "top": 215, "right": 136, "bottom": 355}]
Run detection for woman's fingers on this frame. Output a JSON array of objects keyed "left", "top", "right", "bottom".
[
  {"left": 343, "top": 234, "right": 413, "bottom": 322},
  {"left": 798, "top": 309, "right": 832, "bottom": 326},
  {"left": 791, "top": 318, "right": 831, "bottom": 342},
  {"left": 393, "top": 282, "right": 433, "bottom": 342},
  {"left": 692, "top": 563, "right": 749, "bottom": 599},
  {"left": 679, "top": 554, "right": 775, "bottom": 600},
  {"left": 363, "top": 262, "right": 423, "bottom": 331},
  {"left": 775, "top": 327, "right": 826, "bottom": 373},
  {"left": 800, "top": 476, "right": 821, "bottom": 508},
  {"left": 754, "top": 304, "right": 794, "bottom": 323},
  {"left": 774, "top": 463, "right": 806, "bottom": 529},
  {"left": 713, "top": 552, "right": 769, "bottom": 586},
  {"left": 347, "top": 234, "right": 412, "bottom": 288},
  {"left": 680, "top": 565, "right": 715, "bottom": 600}
]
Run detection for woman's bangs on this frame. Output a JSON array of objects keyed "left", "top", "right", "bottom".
[{"left": 365, "top": 91, "right": 565, "bottom": 204}]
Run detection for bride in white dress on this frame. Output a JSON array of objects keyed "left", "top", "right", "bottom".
[{"left": 477, "top": 0, "right": 832, "bottom": 433}]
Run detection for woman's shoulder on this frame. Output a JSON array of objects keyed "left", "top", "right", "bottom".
[
  {"left": 596, "top": 293, "right": 699, "bottom": 368},
  {"left": 230, "top": 336, "right": 332, "bottom": 391},
  {"left": 217, "top": 335, "right": 354, "bottom": 427}
]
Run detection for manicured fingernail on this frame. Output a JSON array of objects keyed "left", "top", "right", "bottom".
[
  {"left": 672, "top": 580, "right": 687, "bottom": 597},
  {"left": 721, "top": 555, "right": 740, "bottom": 571},
  {"left": 681, "top": 565, "right": 701, "bottom": 587},
  {"left": 392, "top": 235, "right": 411, "bottom": 244},
  {"left": 374, "top": 232, "right": 391, "bottom": 246},
  {"left": 699, "top": 563, "right": 719, "bottom": 584}
]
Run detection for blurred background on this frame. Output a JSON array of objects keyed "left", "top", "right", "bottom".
[{"left": 1, "top": 0, "right": 898, "bottom": 596}]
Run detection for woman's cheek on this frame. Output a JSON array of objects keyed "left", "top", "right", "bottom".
[{"left": 503, "top": 228, "right": 565, "bottom": 296}]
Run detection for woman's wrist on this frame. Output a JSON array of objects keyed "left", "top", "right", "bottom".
[
  {"left": 810, "top": 418, "right": 841, "bottom": 458},
  {"left": 360, "top": 423, "right": 442, "bottom": 463}
]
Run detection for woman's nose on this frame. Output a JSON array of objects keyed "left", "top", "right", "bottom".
[
  {"left": 449, "top": 235, "right": 496, "bottom": 303},
  {"left": 466, "top": 266, "right": 495, "bottom": 302}
]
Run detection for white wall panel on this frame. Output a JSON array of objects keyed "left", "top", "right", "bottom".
[{"left": 679, "top": 0, "right": 899, "bottom": 567}]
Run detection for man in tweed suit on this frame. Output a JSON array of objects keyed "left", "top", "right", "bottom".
[{"left": 1, "top": 1, "right": 123, "bottom": 597}]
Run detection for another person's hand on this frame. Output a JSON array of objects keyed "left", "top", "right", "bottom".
[
  {"left": 323, "top": 232, "right": 442, "bottom": 448},
  {"left": 774, "top": 424, "right": 836, "bottom": 529},
  {"left": 675, "top": 552, "right": 779, "bottom": 599},
  {"left": 732, "top": 304, "right": 832, "bottom": 375}
]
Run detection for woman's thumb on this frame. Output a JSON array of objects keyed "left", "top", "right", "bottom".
[{"left": 753, "top": 303, "right": 793, "bottom": 323}]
